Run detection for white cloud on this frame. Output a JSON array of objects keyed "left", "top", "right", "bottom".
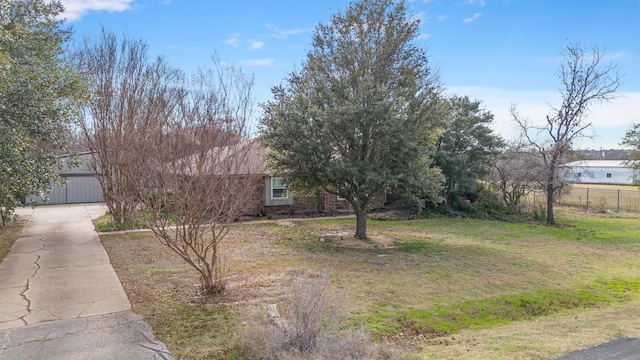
[
  {"left": 447, "top": 86, "right": 640, "bottom": 148},
  {"left": 438, "top": 15, "right": 449, "bottom": 22},
  {"left": 265, "top": 23, "right": 308, "bottom": 39},
  {"left": 463, "top": 12, "right": 482, "bottom": 23},
  {"left": 242, "top": 58, "right": 274, "bottom": 67},
  {"left": 60, "top": 0, "right": 135, "bottom": 21},
  {"left": 226, "top": 33, "right": 239, "bottom": 47},
  {"left": 248, "top": 41, "right": 265, "bottom": 51},
  {"left": 417, "top": 33, "right": 431, "bottom": 40}
]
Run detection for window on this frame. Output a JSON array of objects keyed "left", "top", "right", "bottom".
[
  {"left": 606, "top": 173, "right": 612, "bottom": 178},
  {"left": 271, "top": 177, "right": 288, "bottom": 199}
]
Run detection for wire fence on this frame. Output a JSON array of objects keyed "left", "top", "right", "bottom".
[{"left": 529, "top": 186, "right": 640, "bottom": 212}]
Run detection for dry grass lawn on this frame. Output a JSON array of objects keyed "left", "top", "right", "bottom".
[
  {"left": 0, "top": 222, "right": 23, "bottom": 262},
  {"left": 556, "top": 183, "right": 640, "bottom": 212},
  {"left": 100, "top": 208, "right": 640, "bottom": 359}
]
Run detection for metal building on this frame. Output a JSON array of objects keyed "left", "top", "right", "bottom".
[
  {"left": 568, "top": 160, "right": 638, "bottom": 185},
  {"left": 26, "top": 152, "right": 104, "bottom": 205}
]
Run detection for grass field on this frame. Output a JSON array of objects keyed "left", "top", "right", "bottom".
[
  {"left": 99, "top": 208, "right": 640, "bottom": 359},
  {"left": 529, "top": 183, "right": 640, "bottom": 212}
]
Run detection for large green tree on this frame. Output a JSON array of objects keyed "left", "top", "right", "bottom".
[
  {"left": 261, "top": 0, "right": 444, "bottom": 240},
  {"left": 0, "top": 0, "right": 83, "bottom": 226},
  {"left": 435, "top": 96, "right": 504, "bottom": 205}
]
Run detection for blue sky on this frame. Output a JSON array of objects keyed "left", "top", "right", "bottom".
[{"left": 61, "top": 0, "right": 640, "bottom": 149}]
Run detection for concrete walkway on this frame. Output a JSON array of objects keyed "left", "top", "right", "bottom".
[{"left": 0, "top": 204, "right": 173, "bottom": 359}]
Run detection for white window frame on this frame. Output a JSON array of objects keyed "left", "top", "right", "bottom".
[{"left": 271, "top": 177, "right": 288, "bottom": 200}]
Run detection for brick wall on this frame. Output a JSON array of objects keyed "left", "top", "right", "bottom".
[{"left": 246, "top": 177, "right": 387, "bottom": 217}]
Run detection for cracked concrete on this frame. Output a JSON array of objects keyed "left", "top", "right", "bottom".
[
  {"left": 0, "top": 204, "right": 130, "bottom": 330},
  {"left": 0, "top": 204, "right": 174, "bottom": 359},
  {"left": 0, "top": 311, "right": 174, "bottom": 359}
]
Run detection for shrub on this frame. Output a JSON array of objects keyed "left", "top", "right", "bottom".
[
  {"left": 532, "top": 203, "right": 546, "bottom": 221},
  {"left": 236, "top": 269, "right": 404, "bottom": 359},
  {"left": 472, "top": 183, "right": 512, "bottom": 217}
]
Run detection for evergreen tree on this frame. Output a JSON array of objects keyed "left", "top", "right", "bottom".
[
  {"left": 261, "top": 0, "right": 444, "bottom": 239},
  {"left": 0, "top": 0, "right": 83, "bottom": 226}
]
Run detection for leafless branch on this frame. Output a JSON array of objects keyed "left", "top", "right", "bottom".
[{"left": 510, "top": 43, "right": 620, "bottom": 224}]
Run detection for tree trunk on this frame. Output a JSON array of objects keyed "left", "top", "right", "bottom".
[
  {"left": 546, "top": 182, "right": 555, "bottom": 225},
  {"left": 355, "top": 206, "right": 368, "bottom": 240}
]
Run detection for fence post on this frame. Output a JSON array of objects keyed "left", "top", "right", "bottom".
[
  {"left": 586, "top": 188, "right": 589, "bottom": 211},
  {"left": 618, "top": 189, "right": 620, "bottom": 212}
]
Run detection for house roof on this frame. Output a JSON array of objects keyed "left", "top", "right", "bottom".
[
  {"left": 179, "top": 139, "right": 268, "bottom": 176},
  {"left": 567, "top": 160, "right": 628, "bottom": 168}
]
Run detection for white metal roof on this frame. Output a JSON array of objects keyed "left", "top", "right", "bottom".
[{"left": 567, "top": 160, "right": 628, "bottom": 168}]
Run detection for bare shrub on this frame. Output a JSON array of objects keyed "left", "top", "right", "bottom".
[
  {"left": 237, "top": 269, "right": 405, "bottom": 360},
  {"left": 77, "top": 28, "right": 259, "bottom": 294},
  {"left": 282, "top": 270, "right": 337, "bottom": 352},
  {"left": 486, "top": 144, "right": 539, "bottom": 214},
  {"left": 138, "top": 57, "right": 261, "bottom": 294}
]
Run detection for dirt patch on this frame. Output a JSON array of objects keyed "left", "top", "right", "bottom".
[{"left": 318, "top": 231, "right": 400, "bottom": 249}]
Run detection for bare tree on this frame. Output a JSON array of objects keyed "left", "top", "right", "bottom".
[
  {"left": 75, "top": 28, "right": 180, "bottom": 225},
  {"left": 138, "top": 58, "right": 260, "bottom": 294},
  {"left": 486, "top": 145, "right": 539, "bottom": 214},
  {"left": 621, "top": 124, "right": 640, "bottom": 183},
  {"left": 511, "top": 44, "right": 620, "bottom": 224}
]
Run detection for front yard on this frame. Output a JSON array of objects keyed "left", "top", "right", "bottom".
[{"left": 100, "top": 208, "right": 640, "bottom": 359}]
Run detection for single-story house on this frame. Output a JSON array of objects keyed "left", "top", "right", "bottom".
[
  {"left": 567, "top": 160, "right": 638, "bottom": 185},
  {"left": 197, "top": 140, "right": 371, "bottom": 216},
  {"left": 28, "top": 142, "right": 384, "bottom": 215},
  {"left": 25, "top": 152, "right": 105, "bottom": 205}
]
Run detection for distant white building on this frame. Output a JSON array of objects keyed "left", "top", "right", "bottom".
[{"left": 567, "top": 160, "right": 638, "bottom": 185}]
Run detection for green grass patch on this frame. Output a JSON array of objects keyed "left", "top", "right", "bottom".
[
  {"left": 556, "top": 215, "right": 640, "bottom": 245},
  {"left": 93, "top": 213, "right": 147, "bottom": 232},
  {"left": 150, "top": 302, "right": 239, "bottom": 359},
  {"left": 370, "top": 215, "right": 640, "bottom": 245},
  {"left": 359, "top": 278, "right": 640, "bottom": 338}
]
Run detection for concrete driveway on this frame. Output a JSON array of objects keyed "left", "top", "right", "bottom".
[{"left": 0, "top": 204, "right": 173, "bottom": 359}]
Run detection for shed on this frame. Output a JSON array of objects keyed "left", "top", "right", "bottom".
[
  {"left": 568, "top": 160, "right": 637, "bottom": 185},
  {"left": 26, "top": 152, "right": 104, "bottom": 205}
]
